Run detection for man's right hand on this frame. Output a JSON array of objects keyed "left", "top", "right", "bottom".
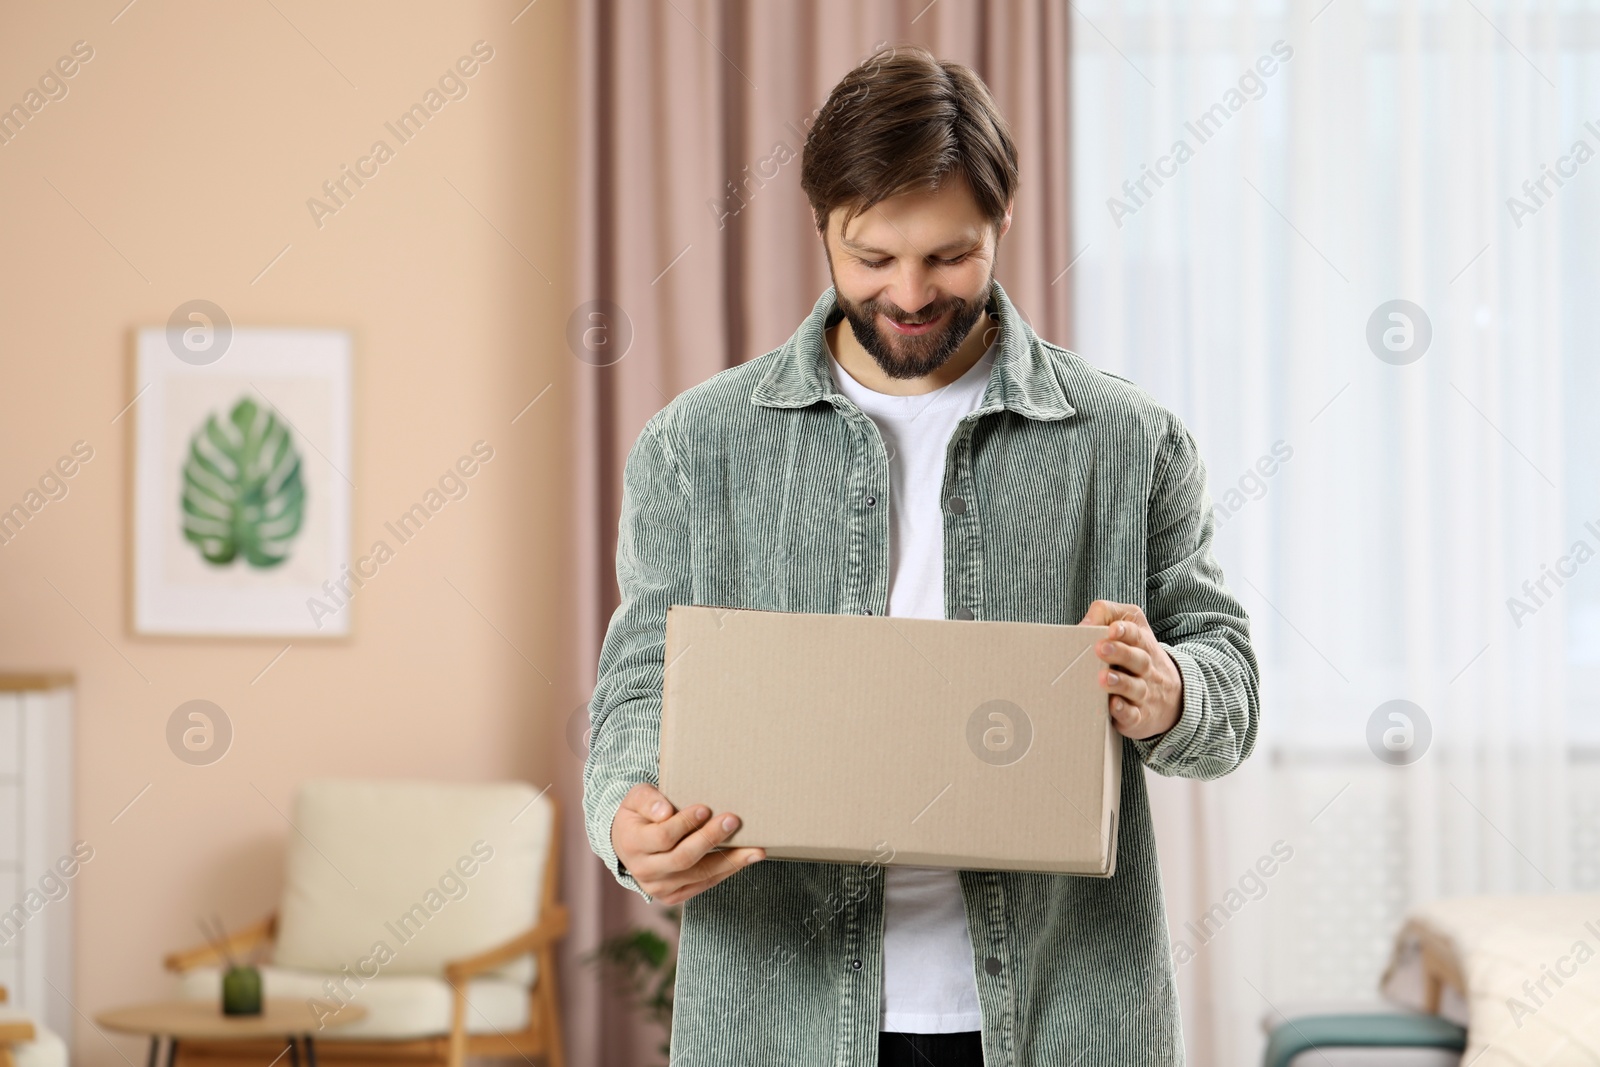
[{"left": 611, "top": 782, "right": 766, "bottom": 905}]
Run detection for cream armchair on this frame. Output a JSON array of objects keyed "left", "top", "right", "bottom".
[
  {"left": 0, "top": 986, "right": 68, "bottom": 1067},
  {"left": 164, "top": 780, "right": 567, "bottom": 1067}
]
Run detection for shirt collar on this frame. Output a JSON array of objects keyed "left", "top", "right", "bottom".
[{"left": 750, "top": 278, "right": 1076, "bottom": 422}]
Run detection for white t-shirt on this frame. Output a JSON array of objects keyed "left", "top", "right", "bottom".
[{"left": 827, "top": 333, "right": 997, "bottom": 1034}]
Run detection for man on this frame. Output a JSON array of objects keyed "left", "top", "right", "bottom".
[{"left": 583, "top": 45, "right": 1259, "bottom": 1067}]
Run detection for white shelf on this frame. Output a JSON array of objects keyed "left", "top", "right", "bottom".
[{"left": 0, "top": 677, "right": 74, "bottom": 1054}]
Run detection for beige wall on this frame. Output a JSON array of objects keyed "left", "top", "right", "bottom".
[{"left": 0, "top": 2, "right": 576, "bottom": 1062}]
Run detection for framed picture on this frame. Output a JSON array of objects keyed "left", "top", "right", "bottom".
[{"left": 132, "top": 325, "right": 352, "bottom": 637}]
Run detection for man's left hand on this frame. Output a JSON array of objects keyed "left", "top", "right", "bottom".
[{"left": 1079, "top": 600, "right": 1184, "bottom": 740}]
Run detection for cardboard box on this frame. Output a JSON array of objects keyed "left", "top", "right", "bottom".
[{"left": 658, "top": 605, "right": 1120, "bottom": 877}]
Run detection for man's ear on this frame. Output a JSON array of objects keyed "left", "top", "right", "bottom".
[{"left": 996, "top": 199, "right": 1015, "bottom": 241}]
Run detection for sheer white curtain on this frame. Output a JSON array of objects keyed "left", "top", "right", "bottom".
[{"left": 1070, "top": 2, "right": 1599, "bottom": 1063}]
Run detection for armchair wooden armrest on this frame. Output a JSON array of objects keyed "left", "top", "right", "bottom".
[
  {"left": 163, "top": 913, "right": 278, "bottom": 973},
  {"left": 443, "top": 903, "right": 569, "bottom": 983},
  {"left": 0, "top": 987, "right": 36, "bottom": 1067},
  {"left": 0, "top": 1020, "right": 36, "bottom": 1044}
]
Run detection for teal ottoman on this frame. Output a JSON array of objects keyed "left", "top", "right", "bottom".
[{"left": 1263, "top": 1012, "right": 1466, "bottom": 1067}]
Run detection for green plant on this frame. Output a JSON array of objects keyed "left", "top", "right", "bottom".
[
  {"left": 584, "top": 906, "right": 681, "bottom": 1064},
  {"left": 181, "top": 395, "right": 305, "bottom": 567}
]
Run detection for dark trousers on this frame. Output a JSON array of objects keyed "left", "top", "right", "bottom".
[{"left": 878, "top": 1030, "right": 984, "bottom": 1066}]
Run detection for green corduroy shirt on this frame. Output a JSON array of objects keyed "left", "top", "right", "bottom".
[{"left": 583, "top": 278, "right": 1261, "bottom": 1066}]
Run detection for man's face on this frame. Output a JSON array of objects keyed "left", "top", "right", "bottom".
[{"left": 823, "top": 179, "right": 1010, "bottom": 380}]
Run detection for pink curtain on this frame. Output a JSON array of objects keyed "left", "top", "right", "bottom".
[{"left": 561, "top": 2, "right": 1075, "bottom": 1062}]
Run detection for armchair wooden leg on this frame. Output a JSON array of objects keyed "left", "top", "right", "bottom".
[
  {"left": 446, "top": 982, "right": 468, "bottom": 1067},
  {"left": 1, "top": 1044, "right": 15, "bottom": 1067},
  {"left": 537, "top": 944, "right": 566, "bottom": 1067}
]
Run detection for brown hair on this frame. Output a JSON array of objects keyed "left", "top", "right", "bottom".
[{"left": 800, "top": 44, "right": 1019, "bottom": 239}]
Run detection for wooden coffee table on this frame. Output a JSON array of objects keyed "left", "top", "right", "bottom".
[{"left": 96, "top": 999, "right": 368, "bottom": 1067}]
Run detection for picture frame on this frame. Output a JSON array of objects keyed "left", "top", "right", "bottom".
[{"left": 132, "top": 325, "right": 353, "bottom": 637}]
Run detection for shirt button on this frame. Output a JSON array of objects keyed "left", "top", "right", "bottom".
[
  {"left": 984, "top": 956, "right": 1002, "bottom": 976},
  {"left": 850, "top": 959, "right": 862, "bottom": 970},
  {"left": 947, "top": 496, "right": 967, "bottom": 514},
  {"left": 863, "top": 609, "right": 873, "bottom": 615},
  {"left": 954, "top": 606, "right": 974, "bottom": 621},
  {"left": 865, "top": 494, "right": 877, "bottom": 507}
]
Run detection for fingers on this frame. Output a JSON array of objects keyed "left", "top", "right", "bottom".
[
  {"left": 1088, "top": 613, "right": 1157, "bottom": 699},
  {"left": 1102, "top": 666, "right": 1149, "bottom": 707},
  {"left": 612, "top": 784, "right": 766, "bottom": 903},
  {"left": 1095, "top": 618, "right": 1153, "bottom": 708},
  {"left": 623, "top": 806, "right": 748, "bottom": 884},
  {"left": 617, "top": 785, "right": 723, "bottom": 858},
  {"left": 1080, "top": 598, "right": 1136, "bottom": 626},
  {"left": 664, "top": 810, "right": 747, "bottom": 872},
  {"left": 637, "top": 803, "right": 714, "bottom": 853},
  {"left": 1106, "top": 649, "right": 1184, "bottom": 740},
  {"left": 1096, "top": 630, "right": 1153, "bottom": 676},
  {"left": 1089, "top": 612, "right": 1154, "bottom": 737},
  {"left": 1079, "top": 599, "right": 1152, "bottom": 634},
  {"left": 1109, "top": 694, "right": 1151, "bottom": 736},
  {"left": 655, "top": 847, "right": 767, "bottom": 905},
  {"left": 621, "top": 782, "right": 675, "bottom": 821}
]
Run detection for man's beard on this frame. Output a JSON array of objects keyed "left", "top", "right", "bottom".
[{"left": 833, "top": 268, "right": 994, "bottom": 380}]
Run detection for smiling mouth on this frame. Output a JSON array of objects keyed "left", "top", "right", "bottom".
[{"left": 884, "top": 309, "right": 947, "bottom": 335}]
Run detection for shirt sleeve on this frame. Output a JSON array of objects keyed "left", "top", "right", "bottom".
[
  {"left": 1129, "top": 415, "right": 1262, "bottom": 780},
  {"left": 582, "top": 410, "right": 694, "bottom": 901}
]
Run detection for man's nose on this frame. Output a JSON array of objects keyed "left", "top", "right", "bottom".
[{"left": 884, "top": 264, "right": 941, "bottom": 317}]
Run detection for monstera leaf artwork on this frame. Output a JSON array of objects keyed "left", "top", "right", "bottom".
[
  {"left": 180, "top": 396, "right": 306, "bottom": 567},
  {"left": 135, "top": 326, "right": 349, "bottom": 636}
]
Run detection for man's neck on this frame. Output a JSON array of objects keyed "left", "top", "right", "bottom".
[{"left": 826, "top": 310, "right": 997, "bottom": 396}]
